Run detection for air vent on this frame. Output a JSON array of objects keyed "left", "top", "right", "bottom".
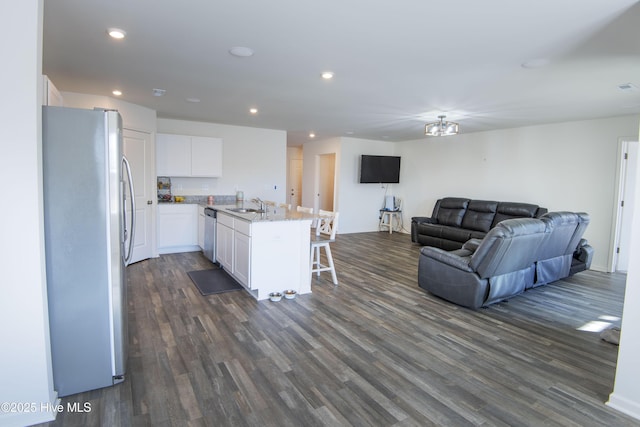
[{"left": 618, "top": 83, "right": 638, "bottom": 92}]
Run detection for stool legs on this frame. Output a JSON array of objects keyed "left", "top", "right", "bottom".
[{"left": 310, "top": 242, "right": 338, "bottom": 285}]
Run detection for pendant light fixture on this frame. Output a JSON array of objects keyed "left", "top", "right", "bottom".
[{"left": 425, "top": 115, "right": 459, "bottom": 136}]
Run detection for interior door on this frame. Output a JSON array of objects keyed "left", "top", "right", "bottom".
[
  {"left": 288, "top": 158, "right": 303, "bottom": 208},
  {"left": 123, "top": 128, "right": 153, "bottom": 263},
  {"left": 317, "top": 153, "right": 335, "bottom": 211}
]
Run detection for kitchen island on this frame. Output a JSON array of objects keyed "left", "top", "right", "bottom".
[{"left": 211, "top": 204, "right": 314, "bottom": 301}]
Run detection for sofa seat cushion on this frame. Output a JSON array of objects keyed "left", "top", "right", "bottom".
[
  {"left": 462, "top": 200, "right": 498, "bottom": 232},
  {"left": 418, "top": 223, "right": 472, "bottom": 243},
  {"left": 414, "top": 223, "right": 488, "bottom": 250}
]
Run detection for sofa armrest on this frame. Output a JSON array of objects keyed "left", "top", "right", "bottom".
[
  {"left": 411, "top": 216, "right": 437, "bottom": 224},
  {"left": 411, "top": 216, "right": 438, "bottom": 243},
  {"left": 420, "top": 246, "right": 474, "bottom": 272},
  {"left": 574, "top": 239, "right": 594, "bottom": 267},
  {"left": 462, "top": 238, "right": 483, "bottom": 253}
]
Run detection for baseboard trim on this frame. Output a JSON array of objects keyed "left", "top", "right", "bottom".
[{"left": 607, "top": 393, "right": 640, "bottom": 421}]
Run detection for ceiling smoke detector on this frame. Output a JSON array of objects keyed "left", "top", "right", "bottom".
[
  {"left": 229, "top": 46, "right": 254, "bottom": 57},
  {"left": 618, "top": 83, "right": 638, "bottom": 92},
  {"left": 152, "top": 88, "right": 166, "bottom": 97}
]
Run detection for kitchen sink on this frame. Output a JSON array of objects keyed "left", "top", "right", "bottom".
[{"left": 227, "top": 208, "right": 266, "bottom": 213}]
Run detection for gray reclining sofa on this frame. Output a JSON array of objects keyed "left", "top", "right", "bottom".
[
  {"left": 417, "top": 211, "right": 594, "bottom": 309},
  {"left": 411, "top": 197, "right": 548, "bottom": 250}
]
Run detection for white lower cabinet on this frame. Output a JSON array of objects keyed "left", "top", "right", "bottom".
[
  {"left": 198, "top": 206, "right": 205, "bottom": 250},
  {"left": 216, "top": 220, "right": 234, "bottom": 271},
  {"left": 234, "top": 231, "right": 251, "bottom": 287},
  {"left": 216, "top": 212, "right": 251, "bottom": 287},
  {"left": 157, "top": 204, "right": 199, "bottom": 254},
  {"left": 215, "top": 211, "right": 312, "bottom": 300}
]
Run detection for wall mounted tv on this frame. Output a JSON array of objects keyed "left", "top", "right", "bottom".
[{"left": 359, "top": 155, "right": 401, "bottom": 184}]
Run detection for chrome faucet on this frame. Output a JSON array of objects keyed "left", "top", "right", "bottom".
[{"left": 251, "top": 197, "right": 266, "bottom": 211}]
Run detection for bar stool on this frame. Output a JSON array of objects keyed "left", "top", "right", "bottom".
[
  {"left": 310, "top": 210, "right": 339, "bottom": 285},
  {"left": 296, "top": 205, "right": 313, "bottom": 214},
  {"left": 297, "top": 205, "right": 316, "bottom": 229}
]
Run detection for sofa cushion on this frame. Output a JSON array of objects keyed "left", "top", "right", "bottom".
[
  {"left": 491, "top": 202, "right": 540, "bottom": 228},
  {"left": 436, "top": 198, "right": 469, "bottom": 227},
  {"left": 462, "top": 200, "right": 498, "bottom": 232},
  {"left": 440, "top": 225, "right": 473, "bottom": 243}
]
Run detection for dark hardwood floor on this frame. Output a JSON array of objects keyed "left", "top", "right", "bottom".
[{"left": 38, "top": 232, "right": 639, "bottom": 426}]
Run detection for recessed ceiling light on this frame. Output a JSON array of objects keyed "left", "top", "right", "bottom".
[
  {"left": 186, "top": 97, "right": 201, "bottom": 103},
  {"left": 152, "top": 88, "right": 166, "bottom": 97},
  {"left": 107, "top": 28, "right": 126, "bottom": 40},
  {"left": 112, "top": 90, "right": 122, "bottom": 96},
  {"left": 229, "top": 46, "right": 254, "bottom": 57},
  {"left": 249, "top": 108, "right": 258, "bottom": 114},
  {"left": 321, "top": 71, "right": 334, "bottom": 80},
  {"left": 309, "top": 133, "right": 316, "bottom": 138}
]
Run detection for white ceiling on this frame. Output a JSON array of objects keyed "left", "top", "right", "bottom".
[{"left": 43, "top": 0, "right": 640, "bottom": 146}]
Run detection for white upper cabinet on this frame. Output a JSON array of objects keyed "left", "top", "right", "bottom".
[
  {"left": 157, "top": 134, "right": 191, "bottom": 176},
  {"left": 156, "top": 133, "right": 223, "bottom": 177},
  {"left": 191, "top": 136, "right": 223, "bottom": 177}
]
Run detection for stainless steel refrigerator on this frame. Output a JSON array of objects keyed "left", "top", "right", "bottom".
[{"left": 42, "top": 106, "right": 135, "bottom": 397}]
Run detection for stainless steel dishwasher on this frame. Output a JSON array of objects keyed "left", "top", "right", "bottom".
[{"left": 204, "top": 207, "right": 217, "bottom": 263}]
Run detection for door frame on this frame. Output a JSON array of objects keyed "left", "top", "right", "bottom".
[{"left": 609, "top": 137, "right": 639, "bottom": 272}]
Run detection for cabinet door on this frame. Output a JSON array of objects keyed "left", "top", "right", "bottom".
[
  {"left": 191, "top": 136, "right": 223, "bottom": 177},
  {"left": 216, "top": 222, "right": 234, "bottom": 271},
  {"left": 198, "top": 206, "right": 205, "bottom": 249},
  {"left": 157, "top": 133, "right": 191, "bottom": 176},
  {"left": 234, "top": 231, "right": 251, "bottom": 287},
  {"left": 157, "top": 204, "right": 198, "bottom": 250}
]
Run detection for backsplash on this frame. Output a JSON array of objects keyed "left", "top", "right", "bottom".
[{"left": 158, "top": 194, "right": 237, "bottom": 205}]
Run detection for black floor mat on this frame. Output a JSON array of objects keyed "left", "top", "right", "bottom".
[{"left": 187, "top": 268, "right": 243, "bottom": 296}]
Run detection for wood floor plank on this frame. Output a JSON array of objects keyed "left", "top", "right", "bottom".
[{"left": 36, "top": 231, "right": 639, "bottom": 427}]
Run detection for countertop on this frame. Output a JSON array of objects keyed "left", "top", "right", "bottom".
[{"left": 207, "top": 204, "right": 315, "bottom": 223}]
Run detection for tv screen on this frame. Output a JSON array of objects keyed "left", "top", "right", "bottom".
[{"left": 359, "top": 155, "right": 401, "bottom": 183}]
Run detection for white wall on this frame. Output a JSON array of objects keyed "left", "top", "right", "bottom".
[
  {"left": 0, "top": 1, "right": 58, "bottom": 426},
  {"left": 158, "top": 119, "right": 287, "bottom": 202},
  {"left": 396, "top": 115, "right": 640, "bottom": 272},
  {"left": 302, "top": 136, "right": 397, "bottom": 233},
  {"left": 337, "top": 137, "right": 397, "bottom": 233},
  {"left": 608, "top": 120, "right": 640, "bottom": 417}
]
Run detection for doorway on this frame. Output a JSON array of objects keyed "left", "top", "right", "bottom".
[{"left": 316, "top": 153, "right": 336, "bottom": 211}]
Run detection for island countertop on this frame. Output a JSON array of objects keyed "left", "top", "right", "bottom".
[{"left": 206, "top": 204, "right": 315, "bottom": 222}]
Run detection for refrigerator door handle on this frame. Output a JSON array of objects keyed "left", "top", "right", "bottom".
[{"left": 122, "top": 155, "right": 136, "bottom": 265}]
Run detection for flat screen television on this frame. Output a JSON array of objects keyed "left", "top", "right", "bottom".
[{"left": 359, "top": 155, "right": 401, "bottom": 183}]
